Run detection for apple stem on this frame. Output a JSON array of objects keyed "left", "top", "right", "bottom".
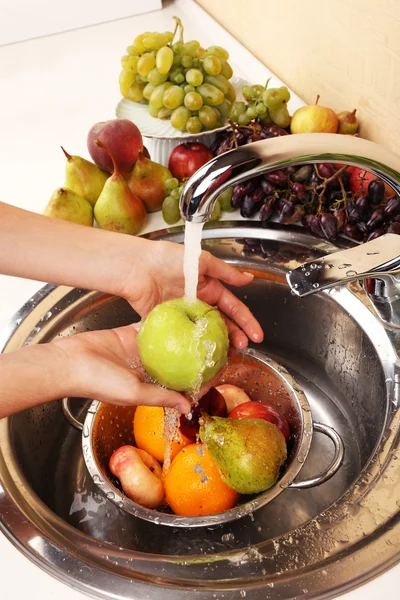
[
  {"left": 94, "top": 139, "right": 120, "bottom": 176},
  {"left": 315, "top": 94, "right": 320, "bottom": 106},
  {"left": 350, "top": 108, "right": 357, "bottom": 120},
  {"left": 61, "top": 146, "right": 72, "bottom": 161}
]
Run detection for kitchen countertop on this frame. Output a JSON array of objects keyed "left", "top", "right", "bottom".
[{"left": 0, "top": 0, "right": 398, "bottom": 598}]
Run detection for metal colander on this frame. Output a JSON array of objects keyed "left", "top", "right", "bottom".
[{"left": 63, "top": 348, "right": 344, "bottom": 527}]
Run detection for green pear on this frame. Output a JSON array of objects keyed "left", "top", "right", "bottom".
[
  {"left": 43, "top": 188, "right": 93, "bottom": 226},
  {"left": 137, "top": 298, "right": 229, "bottom": 392},
  {"left": 200, "top": 416, "right": 287, "bottom": 494},
  {"left": 94, "top": 140, "right": 147, "bottom": 235},
  {"left": 127, "top": 152, "right": 172, "bottom": 212},
  {"left": 62, "top": 147, "right": 109, "bottom": 207}
]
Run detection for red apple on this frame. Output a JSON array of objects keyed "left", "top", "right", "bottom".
[
  {"left": 180, "top": 387, "right": 226, "bottom": 441},
  {"left": 229, "top": 401, "right": 290, "bottom": 441},
  {"left": 347, "top": 167, "right": 393, "bottom": 198},
  {"left": 87, "top": 118, "right": 143, "bottom": 175},
  {"left": 168, "top": 142, "right": 213, "bottom": 181},
  {"left": 215, "top": 384, "right": 251, "bottom": 414}
]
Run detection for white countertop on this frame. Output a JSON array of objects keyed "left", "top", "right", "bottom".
[{"left": 0, "top": 1, "right": 398, "bottom": 598}]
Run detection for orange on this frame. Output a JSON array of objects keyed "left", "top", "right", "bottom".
[
  {"left": 164, "top": 443, "right": 239, "bottom": 516},
  {"left": 133, "top": 406, "right": 190, "bottom": 463}
]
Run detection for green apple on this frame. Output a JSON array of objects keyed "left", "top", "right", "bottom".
[{"left": 137, "top": 297, "right": 229, "bottom": 392}]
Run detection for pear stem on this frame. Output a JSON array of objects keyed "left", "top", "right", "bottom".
[
  {"left": 315, "top": 94, "right": 320, "bottom": 105},
  {"left": 61, "top": 146, "right": 72, "bottom": 161},
  {"left": 94, "top": 139, "right": 120, "bottom": 177}
]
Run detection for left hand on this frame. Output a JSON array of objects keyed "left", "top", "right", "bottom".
[{"left": 118, "top": 240, "right": 264, "bottom": 350}]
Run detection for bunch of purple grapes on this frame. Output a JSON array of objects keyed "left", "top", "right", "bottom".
[{"left": 211, "top": 126, "right": 400, "bottom": 241}]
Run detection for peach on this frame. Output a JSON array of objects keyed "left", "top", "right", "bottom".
[
  {"left": 215, "top": 384, "right": 251, "bottom": 414},
  {"left": 87, "top": 118, "right": 143, "bottom": 175}
]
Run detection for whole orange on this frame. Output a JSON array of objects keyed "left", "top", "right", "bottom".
[
  {"left": 164, "top": 443, "right": 239, "bottom": 516},
  {"left": 133, "top": 406, "right": 190, "bottom": 463}
]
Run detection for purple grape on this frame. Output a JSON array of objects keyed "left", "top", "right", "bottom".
[
  {"left": 240, "top": 195, "right": 257, "bottom": 218},
  {"left": 332, "top": 208, "right": 347, "bottom": 232},
  {"left": 309, "top": 215, "right": 324, "bottom": 238},
  {"left": 341, "top": 170, "right": 351, "bottom": 190},
  {"left": 343, "top": 223, "right": 363, "bottom": 241},
  {"left": 278, "top": 200, "right": 295, "bottom": 223},
  {"left": 317, "top": 163, "right": 335, "bottom": 179},
  {"left": 384, "top": 196, "right": 400, "bottom": 217},
  {"left": 286, "top": 166, "right": 297, "bottom": 176},
  {"left": 292, "top": 182, "right": 306, "bottom": 201},
  {"left": 302, "top": 214, "right": 314, "bottom": 228},
  {"left": 252, "top": 187, "right": 265, "bottom": 203},
  {"left": 261, "top": 124, "right": 289, "bottom": 137},
  {"left": 357, "top": 221, "right": 368, "bottom": 234},
  {"left": 367, "top": 207, "right": 385, "bottom": 229},
  {"left": 348, "top": 204, "right": 366, "bottom": 223},
  {"left": 259, "top": 202, "right": 273, "bottom": 225},
  {"left": 387, "top": 222, "right": 400, "bottom": 234},
  {"left": 242, "top": 179, "right": 258, "bottom": 195},
  {"left": 320, "top": 213, "right": 338, "bottom": 240},
  {"left": 367, "top": 179, "right": 385, "bottom": 205},
  {"left": 292, "top": 165, "right": 312, "bottom": 182},
  {"left": 231, "top": 184, "right": 246, "bottom": 208},
  {"left": 265, "top": 170, "right": 287, "bottom": 187},
  {"left": 356, "top": 195, "right": 369, "bottom": 210},
  {"left": 366, "top": 228, "right": 386, "bottom": 241},
  {"left": 309, "top": 171, "right": 322, "bottom": 188},
  {"left": 247, "top": 134, "right": 264, "bottom": 143},
  {"left": 260, "top": 179, "right": 276, "bottom": 195}
]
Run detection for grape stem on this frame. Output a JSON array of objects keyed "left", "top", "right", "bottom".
[{"left": 172, "top": 16, "right": 184, "bottom": 44}]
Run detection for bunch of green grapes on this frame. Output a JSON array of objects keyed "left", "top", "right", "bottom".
[
  {"left": 228, "top": 82, "right": 291, "bottom": 129},
  {"left": 162, "top": 178, "right": 235, "bottom": 225},
  {"left": 119, "top": 17, "right": 236, "bottom": 133}
]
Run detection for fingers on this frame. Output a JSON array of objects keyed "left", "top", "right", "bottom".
[
  {"left": 131, "top": 381, "right": 191, "bottom": 414},
  {"left": 198, "top": 279, "right": 264, "bottom": 344},
  {"left": 201, "top": 251, "right": 255, "bottom": 287},
  {"left": 221, "top": 314, "right": 249, "bottom": 350}
]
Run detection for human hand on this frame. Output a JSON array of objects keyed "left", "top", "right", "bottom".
[{"left": 119, "top": 240, "right": 263, "bottom": 350}]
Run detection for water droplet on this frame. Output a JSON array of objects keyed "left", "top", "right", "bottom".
[
  {"left": 93, "top": 474, "right": 104, "bottom": 486},
  {"left": 312, "top": 283, "right": 320, "bottom": 289},
  {"left": 310, "top": 263, "right": 318, "bottom": 270},
  {"left": 346, "top": 270, "right": 358, "bottom": 277},
  {"left": 83, "top": 424, "right": 90, "bottom": 438},
  {"left": 15, "top": 318, "right": 22, "bottom": 325},
  {"left": 304, "top": 271, "right": 310, "bottom": 276},
  {"left": 366, "top": 251, "right": 379, "bottom": 255},
  {"left": 338, "top": 263, "right": 352, "bottom": 269},
  {"left": 106, "top": 491, "right": 115, "bottom": 500},
  {"left": 326, "top": 263, "right": 334, "bottom": 269},
  {"left": 301, "top": 266, "right": 306, "bottom": 271},
  {"left": 117, "top": 501, "right": 124, "bottom": 508},
  {"left": 221, "top": 533, "right": 235, "bottom": 542},
  {"left": 240, "top": 591, "right": 246, "bottom": 598}
]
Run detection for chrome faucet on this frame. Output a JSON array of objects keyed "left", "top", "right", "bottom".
[{"left": 179, "top": 133, "right": 400, "bottom": 328}]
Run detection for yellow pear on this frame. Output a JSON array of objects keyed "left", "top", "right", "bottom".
[
  {"left": 43, "top": 188, "right": 93, "bottom": 226},
  {"left": 290, "top": 96, "right": 338, "bottom": 134}
]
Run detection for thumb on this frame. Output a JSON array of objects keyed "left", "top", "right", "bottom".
[{"left": 131, "top": 380, "right": 191, "bottom": 414}]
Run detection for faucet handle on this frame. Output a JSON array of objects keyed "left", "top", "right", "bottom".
[{"left": 287, "top": 233, "right": 400, "bottom": 297}]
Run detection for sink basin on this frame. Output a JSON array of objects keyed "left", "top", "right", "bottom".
[{"left": 0, "top": 222, "right": 399, "bottom": 599}]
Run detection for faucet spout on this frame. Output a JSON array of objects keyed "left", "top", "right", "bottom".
[{"left": 179, "top": 133, "right": 400, "bottom": 223}]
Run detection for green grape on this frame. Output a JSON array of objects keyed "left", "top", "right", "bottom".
[
  {"left": 137, "top": 52, "right": 156, "bottom": 76},
  {"left": 196, "top": 47, "right": 207, "bottom": 59},
  {"left": 149, "top": 82, "right": 173, "bottom": 109},
  {"left": 148, "top": 104, "right": 160, "bottom": 117},
  {"left": 269, "top": 104, "right": 291, "bottom": 128},
  {"left": 196, "top": 83, "right": 225, "bottom": 106},
  {"left": 143, "top": 82, "right": 156, "bottom": 100},
  {"left": 172, "top": 41, "right": 183, "bottom": 54},
  {"left": 158, "top": 107, "right": 173, "bottom": 119},
  {"left": 170, "top": 106, "right": 191, "bottom": 130},
  {"left": 126, "top": 81, "right": 146, "bottom": 102},
  {"left": 256, "top": 102, "right": 267, "bottom": 115},
  {"left": 136, "top": 73, "right": 148, "bottom": 84},
  {"left": 132, "top": 33, "right": 148, "bottom": 54},
  {"left": 164, "top": 31, "right": 174, "bottom": 43},
  {"left": 279, "top": 86, "right": 291, "bottom": 102},
  {"left": 259, "top": 110, "right": 272, "bottom": 125},
  {"left": 228, "top": 101, "right": 246, "bottom": 121},
  {"left": 119, "top": 69, "right": 137, "bottom": 98},
  {"left": 170, "top": 187, "right": 181, "bottom": 200},
  {"left": 203, "top": 55, "right": 221, "bottom": 76},
  {"left": 216, "top": 99, "right": 231, "bottom": 118},
  {"left": 165, "top": 177, "right": 179, "bottom": 190},
  {"left": 199, "top": 105, "right": 219, "bottom": 129},
  {"left": 252, "top": 84, "right": 265, "bottom": 98},
  {"left": 246, "top": 105, "right": 258, "bottom": 120},
  {"left": 163, "top": 85, "right": 185, "bottom": 109},
  {"left": 204, "top": 74, "right": 236, "bottom": 102},
  {"left": 219, "top": 59, "right": 233, "bottom": 80},
  {"left": 147, "top": 68, "right": 168, "bottom": 86},
  {"left": 186, "top": 116, "right": 203, "bottom": 134},
  {"left": 192, "top": 58, "right": 202, "bottom": 68},
  {"left": 181, "top": 55, "right": 193, "bottom": 68},
  {"left": 184, "top": 84, "right": 195, "bottom": 94},
  {"left": 121, "top": 55, "right": 138, "bottom": 73},
  {"left": 156, "top": 46, "right": 174, "bottom": 74},
  {"left": 182, "top": 40, "right": 200, "bottom": 58},
  {"left": 185, "top": 68, "right": 204, "bottom": 86},
  {"left": 217, "top": 188, "right": 234, "bottom": 212},
  {"left": 169, "top": 68, "right": 185, "bottom": 84},
  {"left": 172, "top": 54, "right": 182, "bottom": 67},
  {"left": 143, "top": 32, "right": 168, "bottom": 51},
  {"left": 206, "top": 45, "right": 229, "bottom": 60},
  {"left": 242, "top": 85, "right": 255, "bottom": 101},
  {"left": 162, "top": 195, "right": 181, "bottom": 225},
  {"left": 126, "top": 45, "right": 139, "bottom": 56},
  {"left": 210, "top": 199, "right": 221, "bottom": 221},
  {"left": 263, "top": 88, "right": 288, "bottom": 109},
  {"left": 184, "top": 91, "right": 203, "bottom": 111},
  {"left": 238, "top": 112, "right": 251, "bottom": 125}
]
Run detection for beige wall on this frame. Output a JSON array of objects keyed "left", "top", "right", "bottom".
[{"left": 196, "top": 0, "right": 400, "bottom": 155}]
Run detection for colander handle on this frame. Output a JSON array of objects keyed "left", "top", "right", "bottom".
[
  {"left": 288, "top": 422, "right": 344, "bottom": 489},
  {"left": 62, "top": 397, "right": 84, "bottom": 431}
]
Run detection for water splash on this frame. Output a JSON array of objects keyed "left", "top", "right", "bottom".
[{"left": 184, "top": 221, "right": 204, "bottom": 303}]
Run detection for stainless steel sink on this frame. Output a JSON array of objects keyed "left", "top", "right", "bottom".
[{"left": 0, "top": 222, "right": 399, "bottom": 600}]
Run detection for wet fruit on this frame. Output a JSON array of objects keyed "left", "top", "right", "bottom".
[{"left": 133, "top": 406, "right": 191, "bottom": 463}]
